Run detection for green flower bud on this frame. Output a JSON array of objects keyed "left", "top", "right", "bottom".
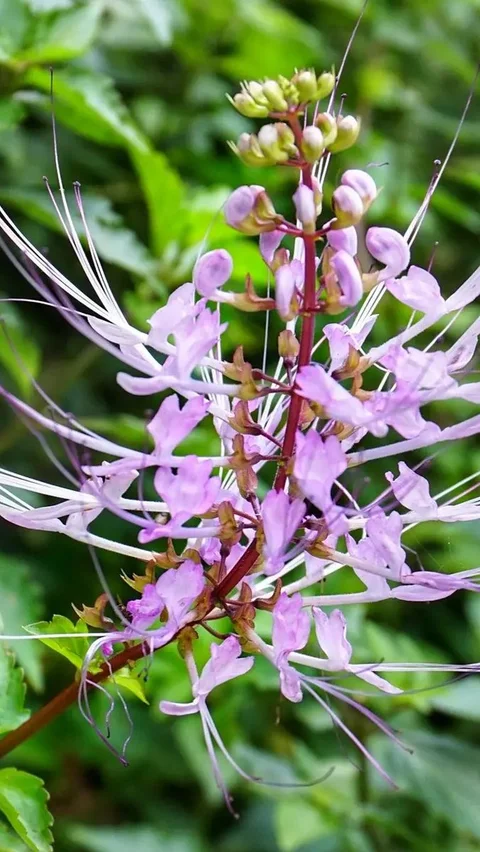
[
  {"left": 315, "top": 71, "right": 335, "bottom": 100},
  {"left": 228, "top": 133, "right": 273, "bottom": 167},
  {"left": 327, "top": 115, "right": 361, "bottom": 153},
  {"left": 278, "top": 75, "right": 300, "bottom": 104},
  {"left": 257, "top": 124, "right": 289, "bottom": 162},
  {"left": 315, "top": 112, "right": 337, "bottom": 147},
  {"left": 262, "top": 80, "right": 289, "bottom": 112},
  {"left": 292, "top": 69, "right": 318, "bottom": 102},
  {"left": 229, "top": 92, "right": 269, "bottom": 118},
  {"left": 301, "top": 125, "right": 325, "bottom": 163},
  {"left": 275, "top": 122, "right": 297, "bottom": 155},
  {"left": 244, "top": 81, "right": 270, "bottom": 107}
]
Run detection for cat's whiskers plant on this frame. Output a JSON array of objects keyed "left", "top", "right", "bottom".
[{"left": 1, "top": 62, "right": 480, "bottom": 809}]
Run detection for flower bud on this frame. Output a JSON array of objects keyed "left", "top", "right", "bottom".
[
  {"left": 292, "top": 69, "right": 318, "bottom": 102},
  {"left": 331, "top": 185, "right": 364, "bottom": 227},
  {"left": 327, "top": 115, "right": 361, "bottom": 153},
  {"left": 259, "top": 229, "right": 284, "bottom": 266},
  {"left": 229, "top": 133, "right": 273, "bottom": 167},
  {"left": 262, "top": 80, "right": 289, "bottom": 112},
  {"left": 224, "top": 185, "right": 281, "bottom": 235},
  {"left": 257, "top": 124, "right": 289, "bottom": 162},
  {"left": 327, "top": 225, "right": 358, "bottom": 256},
  {"left": 244, "top": 81, "right": 270, "bottom": 106},
  {"left": 301, "top": 126, "right": 325, "bottom": 163},
  {"left": 315, "top": 112, "right": 337, "bottom": 147},
  {"left": 193, "top": 249, "right": 233, "bottom": 298},
  {"left": 315, "top": 71, "right": 335, "bottom": 100},
  {"left": 277, "top": 75, "right": 300, "bottom": 104},
  {"left": 330, "top": 250, "right": 363, "bottom": 307},
  {"left": 275, "top": 264, "right": 297, "bottom": 320},
  {"left": 341, "top": 169, "right": 377, "bottom": 211},
  {"left": 229, "top": 92, "right": 269, "bottom": 118},
  {"left": 293, "top": 184, "right": 317, "bottom": 233},
  {"left": 278, "top": 329, "right": 300, "bottom": 361},
  {"left": 365, "top": 227, "right": 410, "bottom": 282},
  {"left": 275, "top": 122, "right": 297, "bottom": 155}
]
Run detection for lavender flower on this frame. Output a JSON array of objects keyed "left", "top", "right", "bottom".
[{"left": 1, "top": 65, "right": 480, "bottom": 809}]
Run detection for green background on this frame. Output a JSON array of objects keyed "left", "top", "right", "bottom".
[{"left": 1, "top": 0, "right": 480, "bottom": 849}]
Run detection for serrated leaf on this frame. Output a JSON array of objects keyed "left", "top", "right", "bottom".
[
  {"left": 0, "top": 769, "right": 53, "bottom": 852},
  {"left": 0, "top": 819, "right": 30, "bottom": 851},
  {"left": 0, "top": 189, "right": 154, "bottom": 276},
  {"left": 0, "top": 646, "right": 29, "bottom": 734},
  {"left": 0, "top": 555, "right": 44, "bottom": 690},
  {"left": 113, "top": 667, "right": 149, "bottom": 704},
  {"left": 23, "top": 67, "right": 149, "bottom": 151},
  {"left": 18, "top": 2, "right": 103, "bottom": 63},
  {"left": 24, "top": 615, "right": 89, "bottom": 670}
]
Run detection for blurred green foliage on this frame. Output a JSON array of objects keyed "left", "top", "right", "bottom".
[{"left": 0, "top": 0, "right": 480, "bottom": 849}]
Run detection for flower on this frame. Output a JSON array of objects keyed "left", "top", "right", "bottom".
[
  {"left": 261, "top": 489, "right": 305, "bottom": 574},
  {"left": 366, "top": 226, "right": 410, "bottom": 282}
]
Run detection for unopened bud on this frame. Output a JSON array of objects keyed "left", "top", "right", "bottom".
[
  {"left": 229, "top": 92, "right": 269, "bottom": 118},
  {"left": 331, "top": 185, "right": 364, "bottom": 227},
  {"left": 315, "top": 112, "right": 337, "bottom": 147},
  {"left": 257, "top": 123, "right": 293, "bottom": 163},
  {"left": 262, "top": 80, "right": 289, "bottom": 112},
  {"left": 224, "top": 185, "right": 281, "bottom": 235},
  {"left": 292, "top": 69, "right": 318, "bottom": 102},
  {"left": 327, "top": 115, "right": 361, "bottom": 153},
  {"left": 275, "top": 122, "right": 297, "bottom": 154},
  {"left": 293, "top": 184, "right": 317, "bottom": 233},
  {"left": 193, "top": 249, "right": 233, "bottom": 298},
  {"left": 301, "top": 125, "right": 325, "bottom": 163},
  {"left": 244, "top": 81, "right": 270, "bottom": 106},
  {"left": 277, "top": 75, "right": 300, "bottom": 104},
  {"left": 229, "top": 133, "right": 273, "bottom": 167},
  {"left": 278, "top": 329, "right": 300, "bottom": 361},
  {"left": 341, "top": 169, "right": 377, "bottom": 211},
  {"left": 315, "top": 71, "right": 335, "bottom": 100}
]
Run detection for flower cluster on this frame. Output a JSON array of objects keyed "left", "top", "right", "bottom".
[{"left": 1, "top": 66, "right": 480, "bottom": 808}]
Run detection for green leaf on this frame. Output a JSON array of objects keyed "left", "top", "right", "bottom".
[
  {"left": 0, "top": 0, "right": 32, "bottom": 62},
  {"left": 24, "top": 615, "right": 89, "bottom": 670},
  {"left": 275, "top": 799, "right": 329, "bottom": 851},
  {"left": 23, "top": 67, "right": 149, "bottom": 151},
  {"left": 0, "top": 769, "right": 53, "bottom": 852},
  {"left": 0, "top": 99, "right": 26, "bottom": 133},
  {"left": 113, "top": 667, "right": 149, "bottom": 705},
  {"left": 0, "top": 189, "right": 154, "bottom": 276},
  {"left": 0, "top": 556, "right": 44, "bottom": 691},
  {"left": 370, "top": 731, "right": 480, "bottom": 839},
  {"left": 17, "top": 2, "right": 103, "bottom": 63},
  {"left": 0, "top": 819, "right": 30, "bottom": 851},
  {"left": 0, "top": 302, "right": 41, "bottom": 399},
  {"left": 0, "top": 645, "right": 29, "bottom": 734},
  {"left": 431, "top": 678, "right": 480, "bottom": 722},
  {"left": 130, "top": 147, "right": 185, "bottom": 255},
  {"left": 68, "top": 823, "right": 204, "bottom": 852}
]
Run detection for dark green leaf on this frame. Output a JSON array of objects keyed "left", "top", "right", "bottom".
[
  {"left": 130, "top": 147, "right": 185, "bottom": 255},
  {"left": 18, "top": 2, "right": 103, "bottom": 62},
  {"left": 0, "top": 645, "right": 29, "bottom": 734},
  {"left": 0, "top": 769, "right": 53, "bottom": 852},
  {"left": 0, "top": 555, "right": 44, "bottom": 690}
]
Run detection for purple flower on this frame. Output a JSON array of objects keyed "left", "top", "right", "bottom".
[
  {"left": 262, "top": 489, "right": 305, "bottom": 574},
  {"left": 147, "top": 395, "right": 208, "bottom": 455},
  {"left": 147, "top": 282, "right": 196, "bottom": 349},
  {"left": 331, "top": 185, "right": 364, "bottom": 226},
  {"left": 272, "top": 593, "right": 310, "bottom": 702},
  {"left": 366, "top": 227, "right": 410, "bottom": 282},
  {"left": 324, "top": 316, "right": 376, "bottom": 373},
  {"left": 341, "top": 169, "right": 377, "bottom": 210},
  {"left": 152, "top": 457, "right": 221, "bottom": 528},
  {"left": 365, "top": 510, "right": 407, "bottom": 578},
  {"left": 294, "top": 430, "right": 347, "bottom": 533},
  {"left": 313, "top": 608, "right": 400, "bottom": 692},
  {"left": 386, "top": 265, "right": 446, "bottom": 316},
  {"left": 385, "top": 462, "right": 437, "bottom": 514},
  {"left": 193, "top": 249, "right": 233, "bottom": 297},
  {"left": 297, "top": 364, "right": 369, "bottom": 426},
  {"left": 327, "top": 225, "right": 358, "bottom": 256},
  {"left": 274, "top": 261, "right": 302, "bottom": 320},
  {"left": 259, "top": 229, "right": 284, "bottom": 265},
  {"left": 127, "top": 560, "right": 205, "bottom": 639},
  {"left": 172, "top": 308, "right": 228, "bottom": 379},
  {"left": 293, "top": 184, "right": 317, "bottom": 230},
  {"left": 330, "top": 250, "right": 363, "bottom": 307}
]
